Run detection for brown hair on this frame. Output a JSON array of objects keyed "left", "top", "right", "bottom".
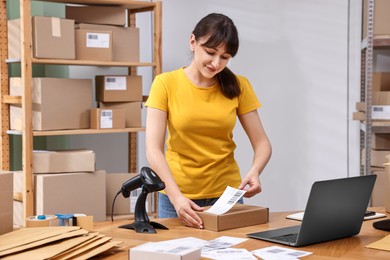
[{"left": 192, "top": 13, "right": 241, "bottom": 99}]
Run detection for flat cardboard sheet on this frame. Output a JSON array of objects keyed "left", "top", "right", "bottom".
[{"left": 366, "top": 234, "right": 390, "bottom": 251}]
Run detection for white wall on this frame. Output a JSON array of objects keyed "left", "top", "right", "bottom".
[{"left": 66, "top": 0, "right": 362, "bottom": 212}]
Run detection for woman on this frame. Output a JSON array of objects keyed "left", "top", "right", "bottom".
[{"left": 145, "top": 13, "right": 272, "bottom": 229}]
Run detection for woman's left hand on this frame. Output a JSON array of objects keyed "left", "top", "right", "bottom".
[{"left": 238, "top": 170, "right": 262, "bottom": 198}]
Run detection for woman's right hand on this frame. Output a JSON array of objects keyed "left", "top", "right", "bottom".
[{"left": 172, "top": 195, "right": 204, "bottom": 229}]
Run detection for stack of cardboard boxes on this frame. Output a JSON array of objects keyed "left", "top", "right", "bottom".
[
  {"left": 13, "top": 149, "right": 107, "bottom": 226},
  {"left": 7, "top": 5, "right": 142, "bottom": 131}
]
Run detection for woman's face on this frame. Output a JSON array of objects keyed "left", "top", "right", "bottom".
[{"left": 190, "top": 34, "right": 232, "bottom": 79}]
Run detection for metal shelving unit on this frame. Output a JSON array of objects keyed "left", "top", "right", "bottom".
[
  {"left": 360, "top": 0, "right": 390, "bottom": 174},
  {"left": 0, "top": 0, "right": 162, "bottom": 225}
]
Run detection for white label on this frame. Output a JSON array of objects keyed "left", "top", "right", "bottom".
[
  {"left": 105, "top": 76, "right": 127, "bottom": 91},
  {"left": 372, "top": 105, "right": 390, "bottom": 119},
  {"left": 100, "top": 110, "right": 113, "bottom": 128},
  {"left": 205, "top": 186, "right": 246, "bottom": 215},
  {"left": 51, "top": 17, "right": 61, "bottom": 37},
  {"left": 86, "top": 33, "right": 110, "bottom": 48}
]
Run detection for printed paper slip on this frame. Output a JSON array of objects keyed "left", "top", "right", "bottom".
[{"left": 205, "top": 186, "right": 246, "bottom": 215}]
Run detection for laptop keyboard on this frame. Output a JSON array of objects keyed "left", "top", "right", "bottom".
[{"left": 271, "top": 233, "right": 298, "bottom": 243}]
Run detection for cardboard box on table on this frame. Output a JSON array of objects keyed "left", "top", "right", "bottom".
[
  {"left": 371, "top": 169, "right": 386, "bottom": 207},
  {"left": 95, "top": 75, "right": 142, "bottom": 102},
  {"left": 90, "top": 108, "right": 126, "bottom": 129},
  {"left": 77, "top": 23, "right": 139, "bottom": 62},
  {"left": 7, "top": 16, "right": 75, "bottom": 59},
  {"left": 0, "top": 171, "right": 13, "bottom": 235},
  {"left": 33, "top": 149, "right": 95, "bottom": 174},
  {"left": 129, "top": 242, "right": 201, "bottom": 260},
  {"left": 197, "top": 204, "right": 269, "bottom": 232},
  {"left": 99, "top": 102, "right": 142, "bottom": 128},
  {"left": 9, "top": 77, "right": 93, "bottom": 131},
  {"left": 35, "top": 170, "right": 106, "bottom": 222},
  {"left": 66, "top": 5, "right": 127, "bottom": 26}
]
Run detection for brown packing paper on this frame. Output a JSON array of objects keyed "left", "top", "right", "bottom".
[
  {"left": 0, "top": 227, "right": 82, "bottom": 254},
  {"left": 0, "top": 229, "right": 88, "bottom": 257},
  {"left": 366, "top": 234, "right": 390, "bottom": 251}
]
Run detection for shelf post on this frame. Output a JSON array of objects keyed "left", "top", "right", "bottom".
[
  {"left": 364, "top": 0, "right": 375, "bottom": 176},
  {"left": 0, "top": 0, "right": 10, "bottom": 171},
  {"left": 20, "top": 0, "right": 35, "bottom": 224}
]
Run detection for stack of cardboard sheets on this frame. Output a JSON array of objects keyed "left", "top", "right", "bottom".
[{"left": 0, "top": 226, "right": 123, "bottom": 259}]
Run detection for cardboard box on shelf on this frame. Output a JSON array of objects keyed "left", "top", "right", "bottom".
[
  {"left": 384, "top": 163, "right": 390, "bottom": 213},
  {"left": 373, "top": 73, "right": 390, "bottom": 92},
  {"left": 0, "top": 171, "right": 13, "bottom": 235},
  {"left": 373, "top": 92, "right": 390, "bottom": 105},
  {"left": 10, "top": 77, "right": 93, "bottom": 131},
  {"left": 66, "top": 5, "right": 127, "bottom": 26},
  {"left": 95, "top": 75, "right": 142, "bottom": 102},
  {"left": 99, "top": 102, "right": 142, "bottom": 128},
  {"left": 106, "top": 173, "right": 137, "bottom": 215},
  {"left": 362, "top": 149, "right": 390, "bottom": 168},
  {"left": 106, "top": 173, "right": 154, "bottom": 215},
  {"left": 90, "top": 108, "right": 126, "bottom": 129},
  {"left": 363, "top": 0, "right": 390, "bottom": 37},
  {"left": 8, "top": 17, "right": 76, "bottom": 60},
  {"left": 75, "top": 29, "right": 113, "bottom": 61},
  {"left": 372, "top": 133, "right": 390, "bottom": 149},
  {"left": 33, "top": 149, "right": 95, "bottom": 174},
  {"left": 372, "top": 169, "right": 386, "bottom": 207},
  {"left": 35, "top": 170, "right": 106, "bottom": 222},
  {"left": 77, "top": 23, "right": 139, "bottom": 62},
  {"left": 197, "top": 204, "right": 269, "bottom": 232}
]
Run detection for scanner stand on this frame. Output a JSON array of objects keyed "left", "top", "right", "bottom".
[{"left": 119, "top": 188, "right": 168, "bottom": 233}]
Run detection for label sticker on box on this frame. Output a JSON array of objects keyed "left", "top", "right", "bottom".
[
  {"left": 51, "top": 17, "right": 61, "bottom": 37},
  {"left": 205, "top": 186, "right": 246, "bottom": 215},
  {"left": 105, "top": 77, "right": 127, "bottom": 91},
  {"left": 372, "top": 106, "right": 390, "bottom": 120},
  {"left": 86, "top": 33, "right": 110, "bottom": 48},
  {"left": 100, "top": 110, "right": 113, "bottom": 128}
]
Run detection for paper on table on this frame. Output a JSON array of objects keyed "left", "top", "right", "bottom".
[
  {"left": 366, "top": 234, "right": 390, "bottom": 251},
  {"left": 205, "top": 186, "right": 246, "bottom": 215}
]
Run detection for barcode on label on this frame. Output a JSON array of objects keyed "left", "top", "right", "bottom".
[
  {"left": 227, "top": 191, "right": 242, "bottom": 204},
  {"left": 106, "top": 77, "right": 116, "bottom": 83},
  {"left": 101, "top": 111, "right": 112, "bottom": 117},
  {"left": 87, "top": 34, "right": 98, "bottom": 40},
  {"left": 373, "top": 106, "right": 384, "bottom": 112}
]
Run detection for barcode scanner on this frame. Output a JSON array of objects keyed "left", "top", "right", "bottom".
[{"left": 113, "top": 166, "right": 168, "bottom": 233}]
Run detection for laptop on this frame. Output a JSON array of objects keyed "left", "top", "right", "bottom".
[{"left": 247, "top": 175, "right": 376, "bottom": 247}]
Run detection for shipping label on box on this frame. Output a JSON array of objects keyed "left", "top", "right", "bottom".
[
  {"left": 99, "top": 102, "right": 142, "bottom": 128},
  {"left": 372, "top": 106, "right": 390, "bottom": 120},
  {"left": 96, "top": 75, "right": 142, "bottom": 102},
  {"left": 90, "top": 108, "right": 125, "bottom": 129},
  {"left": 77, "top": 23, "right": 139, "bottom": 62},
  {"left": 76, "top": 29, "right": 112, "bottom": 61}
]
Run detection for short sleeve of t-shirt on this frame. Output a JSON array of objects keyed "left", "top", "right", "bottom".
[
  {"left": 145, "top": 73, "right": 169, "bottom": 111},
  {"left": 236, "top": 75, "right": 261, "bottom": 115}
]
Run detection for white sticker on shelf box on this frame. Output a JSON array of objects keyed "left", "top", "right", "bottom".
[
  {"left": 100, "top": 110, "right": 113, "bottom": 128},
  {"left": 51, "top": 17, "right": 61, "bottom": 37},
  {"left": 86, "top": 33, "right": 110, "bottom": 48},
  {"left": 105, "top": 76, "right": 127, "bottom": 91},
  {"left": 372, "top": 106, "right": 390, "bottom": 119}
]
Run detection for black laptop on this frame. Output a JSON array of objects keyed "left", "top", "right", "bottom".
[{"left": 247, "top": 175, "right": 376, "bottom": 247}]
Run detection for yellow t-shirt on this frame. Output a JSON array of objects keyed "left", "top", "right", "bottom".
[{"left": 145, "top": 67, "right": 261, "bottom": 199}]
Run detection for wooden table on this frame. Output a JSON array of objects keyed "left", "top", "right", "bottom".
[{"left": 93, "top": 208, "right": 390, "bottom": 259}]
